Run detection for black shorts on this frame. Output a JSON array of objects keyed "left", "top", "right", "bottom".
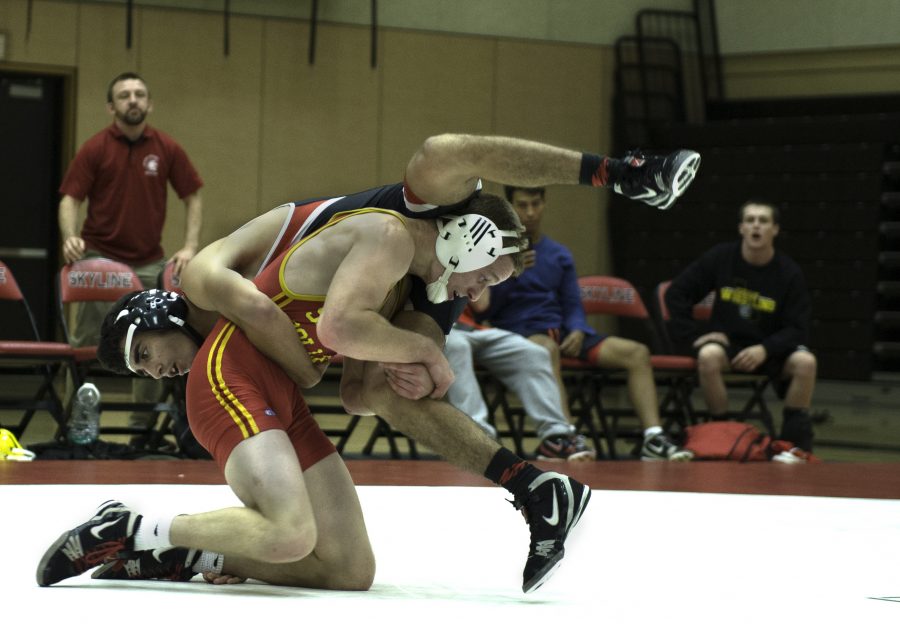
[{"left": 695, "top": 343, "right": 811, "bottom": 399}]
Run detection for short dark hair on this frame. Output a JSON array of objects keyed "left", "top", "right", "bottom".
[
  {"left": 463, "top": 192, "right": 528, "bottom": 276},
  {"left": 97, "top": 290, "right": 143, "bottom": 374},
  {"left": 107, "top": 72, "right": 148, "bottom": 103},
  {"left": 739, "top": 199, "right": 780, "bottom": 225},
  {"left": 504, "top": 185, "right": 546, "bottom": 202}
]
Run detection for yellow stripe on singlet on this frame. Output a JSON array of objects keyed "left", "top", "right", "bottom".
[
  {"left": 206, "top": 322, "right": 259, "bottom": 439},
  {"left": 276, "top": 207, "right": 408, "bottom": 301}
]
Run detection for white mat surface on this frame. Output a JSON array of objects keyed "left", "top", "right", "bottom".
[{"left": 2, "top": 484, "right": 898, "bottom": 623}]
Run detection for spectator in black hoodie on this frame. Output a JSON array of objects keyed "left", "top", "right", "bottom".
[{"left": 665, "top": 200, "right": 817, "bottom": 451}]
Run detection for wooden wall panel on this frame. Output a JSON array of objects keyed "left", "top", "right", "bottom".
[
  {"left": 0, "top": 0, "right": 78, "bottom": 67},
  {"left": 140, "top": 8, "right": 264, "bottom": 249},
  {"left": 377, "top": 30, "right": 497, "bottom": 184},
  {"left": 1, "top": 1, "right": 625, "bottom": 286},
  {"left": 73, "top": 5, "right": 142, "bottom": 146},
  {"left": 258, "top": 21, "right": 381, "bottom": 210},
  {"left": 493, "top": 39, "right": 614, "bottom": 279}
]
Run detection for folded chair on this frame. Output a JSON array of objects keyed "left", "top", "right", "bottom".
[
  {"left": 0, "top": 260, "right": 74, "bottom": 440},
  {"left": 653, "top": 280, "right": 774, "bottom": 435},
  {"left": 57, "top": 258, "right": 184, "bottom": 450},
  {"left": 158, "top": 260, "right": 184, "bottom": 294},
  {"left": 563, "top": 275, "right": 698, "bottom": 458}
]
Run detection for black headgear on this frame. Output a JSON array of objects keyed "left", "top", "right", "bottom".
[{"left": 115, "top": 289, "right": 203, "bottom": 373}]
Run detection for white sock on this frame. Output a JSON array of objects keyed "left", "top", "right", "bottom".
[
  {"left": 133, "top": 515, "right": 174, "bottom": 551},
  {"left": 644, "top": 426, "right": 663, "bottom": 439},
  {"left": 193, "top": 551, "right": 225, "bottom": 575}
]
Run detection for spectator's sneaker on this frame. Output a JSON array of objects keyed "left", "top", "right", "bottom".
[
  {"left": 92, "top": 547, "right": 200, "bottom": 582},
  {"left": 36, "top": 500, "right": 141, "bottom": 586},
  {"left": 513, "top": 471, "right": 591, "bottom": 593},
  {"left": 536, "top": 434, "right": 597, "bottom": 462},
  {"left": 610, "top": 149, "right": 701, "bottom": 210},
  {"left": 641, "top": 433, "right": 695, "bottom": 462},
  {"left": 769, "top": 440, "right": 820, "bottom": 464}
]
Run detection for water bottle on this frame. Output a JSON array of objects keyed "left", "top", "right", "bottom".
[{"left": 68, "top": 382, "right": 101, "bottom": 445}]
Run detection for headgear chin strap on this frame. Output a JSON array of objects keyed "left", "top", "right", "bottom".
[
  {"left": 115, "top": 289, "right": 202, "bottom": 373},
  {"left": 425, "top": 214, "right": 524, "bottom": 304}
]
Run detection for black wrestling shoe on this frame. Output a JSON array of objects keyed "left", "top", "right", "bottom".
[
  {"left": 36, "top": 500, "right": 141, "bottom": 586},
  {"left": 514, "top": 471, "right": 591, "bottom": 593},
  {"left": 611, "top": 149, "right": 701, "bottom": 210},
  {"left": 92, "top": 547, "right": 200, "bottom": 582}
]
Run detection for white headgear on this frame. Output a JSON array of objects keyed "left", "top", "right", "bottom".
[{"left": 425, "top": 214, "right": 524, "bottom": 304}]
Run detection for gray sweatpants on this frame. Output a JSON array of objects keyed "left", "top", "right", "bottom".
[{"left": 444, "top": 326, "right": 574, "bottom": 442}]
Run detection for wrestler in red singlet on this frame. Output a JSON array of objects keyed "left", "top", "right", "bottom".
[{"left": 186, "top": 207, "right": 407, "bottom": 470}]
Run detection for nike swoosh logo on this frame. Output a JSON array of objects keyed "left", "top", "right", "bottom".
[
  {"left": 90, "top": 518, "right": 120, "bottom": 539},
  {"left": 151, "top": 548, "right": 165, "bottom": 563},
  {"left": 542, "top": 488, "right": 560, "bottom": 526},
  {"left": 631, "top": 186, "right": 658, "bottom": 200}
]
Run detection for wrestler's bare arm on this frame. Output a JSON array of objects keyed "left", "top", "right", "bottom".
[
  {"left": 405, "top": 134, "right": 581, "bottom": 206},
  {"left": 338, "top": 356, "right": 374, "bottom": 416},
  {"left": 313, "top": 215, "right": 451, "bottom": 394},
  {"left": 180, "top": 206, "right": 326, "bottom": 389}
]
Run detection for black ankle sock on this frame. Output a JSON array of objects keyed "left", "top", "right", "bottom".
[
  {"left": 579, "top": 152, "right": 609, "bottom": 187},
  {"left": 782, "top": 407, "right": 810, "bottom": 424},
  {"left": 484, "top": 447, "right": 543, "bottom": 498},
  {"left": 781, "top": 407, "right": 814, "bottom": 451}
]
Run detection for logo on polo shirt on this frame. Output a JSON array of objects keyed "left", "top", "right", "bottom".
[{"left": 143, "top": 154, "right": 160, "bottom": 176}]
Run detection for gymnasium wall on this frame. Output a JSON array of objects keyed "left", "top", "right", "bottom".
[
  {"left": 0, "top": 0, "right": 899, "bottom": 279},
  {"left": 721, "top": 46, "right": 900, "bottom": 100},
  {"left": 0, "top": 0, "right": 611, "bottom": 277}
]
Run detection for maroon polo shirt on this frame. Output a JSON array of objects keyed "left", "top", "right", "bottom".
[{"left": 59, "top": 124, "right": 203, "bottom": 264}]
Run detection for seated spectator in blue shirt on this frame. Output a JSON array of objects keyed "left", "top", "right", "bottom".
[
  {"left": 474, "top": 185, "right": 693, "bottom": 461},
  {"left": 444, "top": 306, "right": 595, "bottom": 461}
]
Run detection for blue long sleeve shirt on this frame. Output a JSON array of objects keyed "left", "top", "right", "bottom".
[{"left": 482, "top": 235, "right": 595, "bottom": 338}]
